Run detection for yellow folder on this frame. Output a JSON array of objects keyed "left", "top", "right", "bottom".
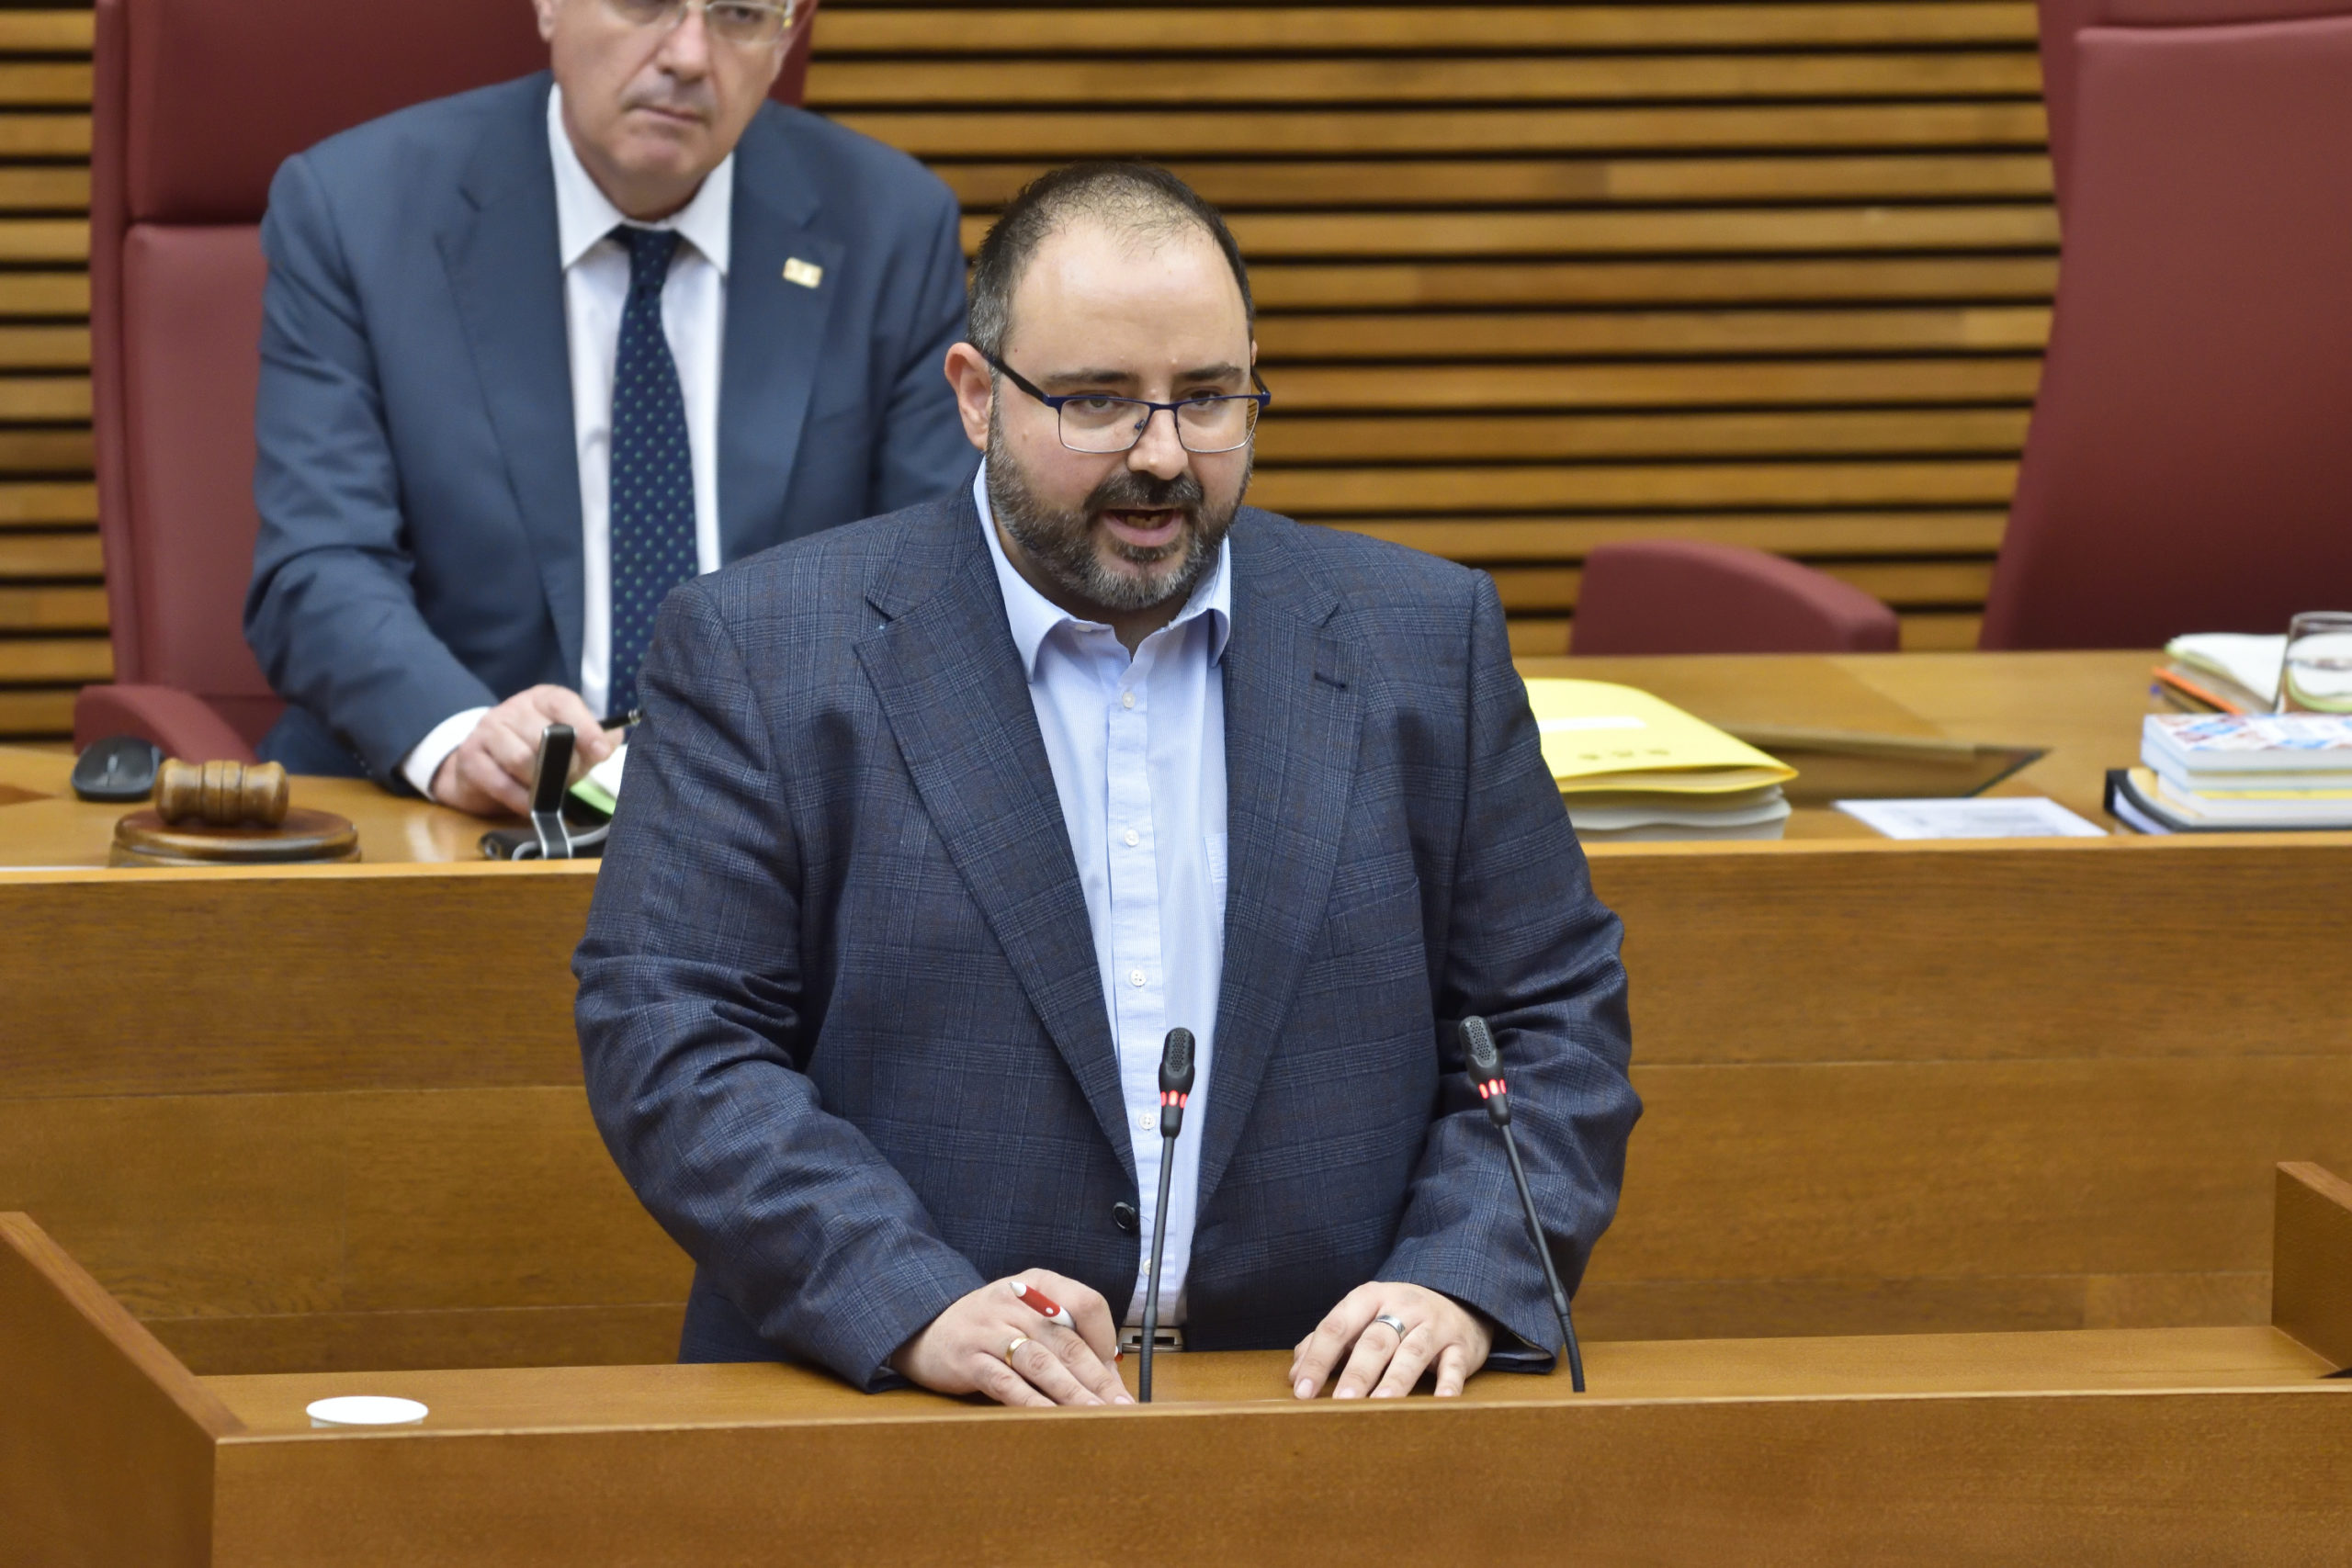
[{"left": 1526, "top": 679, "right": 1798, "bottom": 796}]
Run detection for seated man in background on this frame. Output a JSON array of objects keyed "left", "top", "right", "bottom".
[
  {"left": 575, "top": 163, "right": 1639, "bottom": 1405},
  {"left": 246, "top": 0, "right": 972, "bottom": 814}
]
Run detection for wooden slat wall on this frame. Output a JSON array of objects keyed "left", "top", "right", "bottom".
[
  {"left": 0, "top": 1, "right": 2055, "bottom": 736},
  {"left": 0, "top": 6, "right": 95, "bottom": 740}
]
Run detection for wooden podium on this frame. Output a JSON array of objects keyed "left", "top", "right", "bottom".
[{"left": 8, "top": 1165, "right": 2352, "bottom": 1568}]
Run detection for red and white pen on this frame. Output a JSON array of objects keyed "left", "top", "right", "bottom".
[{"left": 1012, "top": 1280, "right": 1075, "bottom": 1330}]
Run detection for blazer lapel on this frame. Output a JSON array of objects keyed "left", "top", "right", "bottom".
[
  {"left": 1196, "top": 516, "right": 1361, "bottom": 1212},
  {"left": 439, "top": 75, "right": 585, "bottom": 682},
  {"left": 853, "top": 500, "right": 1136, "bottom": 1179},
  {"left": 718, "top": 109, "right": 844, "bottom": 561}
]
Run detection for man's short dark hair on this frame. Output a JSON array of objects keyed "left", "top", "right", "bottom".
[{"left": 966, "top": 162, "right": 1255, "bottom": 362}]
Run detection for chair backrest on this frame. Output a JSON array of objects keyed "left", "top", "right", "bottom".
[
  {"left": 1982, "top": 15, "right": 2352, "bottom": 649},
  {"left": 90, "top": 0, "right": 819, "bottom": 743},
  {"left": 2037, "top": 0, "right": 2352, "bottom": 212},
  {"left": 1571, "top": 539, "right": 1900, "bottom": 656}
]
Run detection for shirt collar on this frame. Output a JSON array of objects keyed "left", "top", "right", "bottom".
[
  {"left": 548, "top": 84, "right": 734, "bottom": 276},
  {"left": 974, "top": 461, "right": 1233, "bottom": 681}
]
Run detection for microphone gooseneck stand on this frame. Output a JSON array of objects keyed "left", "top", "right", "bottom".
[
  {"left": 1139, "top": 1026, "right": 1195, "bottom": 1404},
  {"left": 1459, "top": 1015, "right": 1587, "bottom": 1393}
]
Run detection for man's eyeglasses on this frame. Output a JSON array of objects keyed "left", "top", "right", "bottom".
[
  {"left": 987, "top": 355, "right": 1272, "bottom": 456},
  {"left": 604, "top": 0, "right": 797, "bottom": 50}
]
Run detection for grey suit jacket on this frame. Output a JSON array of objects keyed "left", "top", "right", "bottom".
[
  {"left": 246, "top": 73, "right": 974, "bottom": 782},
  {"left": 573, "top": 494, "right": 1641, "bottom": 1390}
]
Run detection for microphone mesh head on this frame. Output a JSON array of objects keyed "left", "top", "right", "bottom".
[
  {"left": 1459, "top": 1016, "right": 1502, "bottom": 1080},
  {"left": 1159, "top": 1027, "right": 1195, "bottom": 1093}
]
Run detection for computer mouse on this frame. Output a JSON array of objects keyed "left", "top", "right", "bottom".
[{"left": 71, "top": 735, "right": 164, "bottom": 804}]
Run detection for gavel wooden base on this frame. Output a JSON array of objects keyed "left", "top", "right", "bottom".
[{"left": 11, "top": 1167, "right": 2352, "bottom": 1567}]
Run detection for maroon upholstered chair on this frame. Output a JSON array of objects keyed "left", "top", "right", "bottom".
[
  {"left": 1570, "top": 540, "right": 1900, "bottom": 656},
  {"left": 1982, "top": 15, "right": 2352, "bottom": 649},
  {"left": 2037, "top": 0, "right": 2352, "bottom": 213},
  {"left": 79, "top": 0, "right": 820, "bottom": 759}
]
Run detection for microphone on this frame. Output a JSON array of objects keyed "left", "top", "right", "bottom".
[
  {"left": 1139, "top": 1026, "right": 1194, "bottom": 1404},
  {"left": 1459, "top": 1015, "right": 1586, "bottom": 1393}
]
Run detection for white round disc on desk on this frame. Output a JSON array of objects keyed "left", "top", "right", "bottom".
[{"left": 306, "top": 1395, "right": 428, "bottom": 1428}]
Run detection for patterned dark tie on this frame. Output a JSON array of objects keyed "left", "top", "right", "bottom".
[{"left": 605, "top": 225, "right": 698, "bottom": 721}]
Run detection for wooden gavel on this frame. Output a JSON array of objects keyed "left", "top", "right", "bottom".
[{"left": 153, "top": 759, "right": 290, "bottom": 828}]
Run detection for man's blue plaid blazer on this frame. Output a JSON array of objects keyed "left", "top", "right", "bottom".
[{"left": 575, "top": 491, "right": 1640, "bottom": 1390}]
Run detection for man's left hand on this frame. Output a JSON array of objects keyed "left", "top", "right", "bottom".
[{"left": 1289, "top": 1281, "right": 1493, "bottom": 1400}]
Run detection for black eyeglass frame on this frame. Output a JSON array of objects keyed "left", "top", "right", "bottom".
[{"left": 985, "top": 354, "right": 1272, "bottom": 455}]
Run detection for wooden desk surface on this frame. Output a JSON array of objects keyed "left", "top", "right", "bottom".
[
  {"left": 1530, "top": 647, "right": 2165, "bottom": 838},
  {"left": 0, "top": 649, "right": 2280, "bottom": 865},
  {"left": 0, "top": 746, "right": 526, "bottom": 869},
  {"left": 202, "top": 1326, "right": 2333, "bottom": 1438}
]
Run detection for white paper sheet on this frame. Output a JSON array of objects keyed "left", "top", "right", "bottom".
[{"left": 1835, "top": 796, "right": 2108, "bottom": 840}]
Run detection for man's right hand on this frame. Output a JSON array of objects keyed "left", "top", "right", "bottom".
[
  {"left": 430, "top": 684, "right": 616, "bottom": 818},
  {"left": 890, "top": 1272, "right": 1132, "bottom": 1407}
]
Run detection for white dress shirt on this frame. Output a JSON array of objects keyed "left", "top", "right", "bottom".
[
  {"left": 399, "top": 85, "right": 730, "bottom": 796},
  {"left": 975, "top": 463, "right": 1232, "bottom": 1327}
]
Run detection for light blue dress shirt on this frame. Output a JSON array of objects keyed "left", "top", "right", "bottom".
[{"left": 975, "top": 464, "right": 1230, "bottom": 1326}]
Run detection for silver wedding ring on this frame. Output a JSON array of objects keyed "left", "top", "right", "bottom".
[{"left": 1373, "top": 1313, "right": 1409, "bottom": 1338}]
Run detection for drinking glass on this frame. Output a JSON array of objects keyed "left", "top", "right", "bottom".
[{"left": 2276, "top": 611, "right": 2352, "bottom": 713}]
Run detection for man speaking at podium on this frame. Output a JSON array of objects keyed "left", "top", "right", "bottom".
[{"left": 576, "top": 164, "right": 1638, "bottom": 1405}]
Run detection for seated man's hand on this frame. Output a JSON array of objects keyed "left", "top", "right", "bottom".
[
  {"left": 431, "top": 685, "right": 616, "bottom": 818},
  {"left": 1290, "top": 1281, "right": 1494, "bottom": 1400},
  {"left": 891, "top": 1271, "right": 1132, "bottom": 1408}
]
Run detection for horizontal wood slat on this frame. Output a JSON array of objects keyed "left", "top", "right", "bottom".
[
  {"left": 0, "top": 1, "right": 2057, "bottom": 735},
  {"left": 815, "top": 6, "right": 2041, "bottom": 52},
  {"left": 816, "top": 54, "right": 2045, "bottom": 107},
  {"left": 0, "top": 114, "right": 88, "bottom": 156},
  {"left": 0, "top": 530, "right": 97, "bottom": 576},
  {"left": 937, "top": 154, "right": 2057, "bottom": 209},
  {"left": 1328, "top": 512, "right": 2011, "bottom": 560},
  {"left": 835, "top": 104, "right": 2051, "bottom": 157},
  {"left": 967, "top": 206, "right": 2061, "bottom": 256},
  {"left": 0, "top": 633, "right": 107, "bottom": 681},
  {"left": 1249, "top": 258, "right": 2060, "bottom": 309},
  {"left": 0, "top": 273, "right": 89, "bottom": 318},
  {"left": 1251, "top": 461, "right": 2021, "bottom": 514},
  {"left": 1479, "top": 558, "right": 1996, "bottom": 615},
  {"left": 0, "top": 63, "right": 88, "bottom": 106},
  {"left": 0, "top": 12, "right": 91, "bottom": 51},
  {"left": 0, "top": 688, "right": 74, "bottom": 733},
  {"left": 1268, "top": 360, "right": 2044, "bottom": 410},
  {"left": 1257, "top": 308, "right": 2052, "bottom": 359},
  {"left": 0, "top": 583, "right": 105, "bottom": 631},
  {"left": 0, "top": 481, "right": 94, "bottom": 525},
  {"left": 1261, "top": 412, "right": 2032, "bottom": 463}
]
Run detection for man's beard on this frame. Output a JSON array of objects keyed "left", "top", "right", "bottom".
[{"left": 987, "top": 406, "right": 1248, "bottom": 615}]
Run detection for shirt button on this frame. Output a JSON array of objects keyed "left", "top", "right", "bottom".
[
  {"left": 1129, "top": 969, "right": 1147, "bottom": 987},
  {"left": 1113, "top": 1202, "right": 1139, "bottom": 1234},
  {"left": 1136, "top": 1110, "right": 1157, "bottom": 1133},
  {"left": 1124, "top": 829, "right": 1140, "bottom": 848},
  {"left": 1121, "top": 691, "right": 1136, "bottom": 710}
]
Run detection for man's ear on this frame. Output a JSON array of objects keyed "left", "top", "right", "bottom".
[
  {"left": 944, "top": 343, "right": 994, "bottom": 453},
  {"left": 532, "top": 0, "right": 560, "bottom": 44}
]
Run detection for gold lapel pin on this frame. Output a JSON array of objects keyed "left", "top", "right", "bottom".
[{"left": 783, "top": 257, "right": 824, "bottom": 289}]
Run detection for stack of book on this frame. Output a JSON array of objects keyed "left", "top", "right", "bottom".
[
  {"left": 2107, "top": 713, "right": 2352, "bottom": 832},
  {"left": 1526, "top": 679, "right": 1797, "bottom": 841}
]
